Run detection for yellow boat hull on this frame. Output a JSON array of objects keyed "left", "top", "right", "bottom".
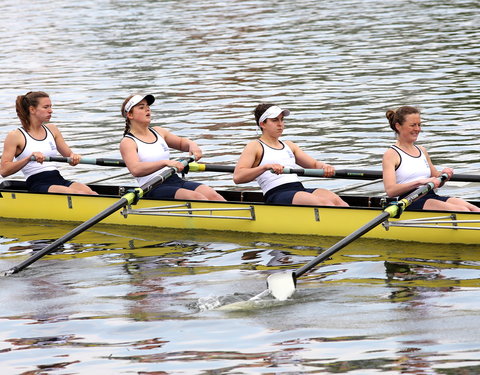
[{"left": 1, "top": 183, "right": 478, "bottom": 244}]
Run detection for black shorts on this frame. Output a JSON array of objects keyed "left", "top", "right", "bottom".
[
  {"left": 264, "top": 182, "right": 315, "bottom": 204},
  {"left": 145, "top": 173, "right": 202, "bottom": 199},
  {"left": 26, "top": 170, "right": 73, "bottom": 193},
  {"left": 401, "top": 190, "right": 449, "bottom": 210}
]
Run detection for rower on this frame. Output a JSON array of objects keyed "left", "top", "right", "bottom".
[
  {"left": 0, "top": 91, "right": 97, "bottom": 195},
  {"left": 119, "top": 93, "right": 225, "bottom": 201},
  {"left": 382, "top": 106, "right": 479, "bottom": 211},
  {"left": 233, "top": 103, "right": 349, "bottom": 206}
]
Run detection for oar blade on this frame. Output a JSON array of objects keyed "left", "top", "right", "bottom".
[
  {"left": 263, "top": 173, "right": 449, "bottom": 301},
  {"left": 267, "top": 271, "right": 296, "bottom": 301}
]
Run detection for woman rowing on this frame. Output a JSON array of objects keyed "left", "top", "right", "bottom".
[
  {"left": 382, "top": 105, "right": 479, "bottom": 211},
  {"left": 0, "top": 91, "right": 97, "bottom": 194},
  {"left": 119, "top": 93, "right": 225, "bottom": 201},
  {"left": 234, "top": 103, "right": 348, "bottom": 206}
]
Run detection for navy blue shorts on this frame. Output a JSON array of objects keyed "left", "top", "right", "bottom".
[
  {"left": 401, "top": 190, "right": 449, "bottom": 210},
  {"left": 145, "top": 173, "right": 202, "bottom": 199},
  {"left": 264, "top": 182, "right": 315, "bottom": 204},
  {"left": 26, "top": 170, "right": 73, "bottom": 193}
]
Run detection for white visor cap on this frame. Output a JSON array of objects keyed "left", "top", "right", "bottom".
[
  {"left": 124, "top": 94, "right": 155, "bottom": 116},
  {"left": 258, "top": 105, "right": 290, "bottom": 124}
]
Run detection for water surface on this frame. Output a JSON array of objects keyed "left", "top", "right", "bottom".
[{"left": 1, "top": 0, "right": 479, "bottom": 373}]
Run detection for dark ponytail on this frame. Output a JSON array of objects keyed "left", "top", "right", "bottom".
[
  {"left": 121, "top": 95, "right": 134, "bottom": 136},
  {"left": 16, "top": 91, "right": 49, "bottom": 131}
]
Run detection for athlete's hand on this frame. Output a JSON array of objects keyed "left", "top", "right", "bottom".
[
  {"left": 31, "top": 152, "right": 45, "bottom": 164},
  {"left": 321, "top": 163, "right": 335, "bottom": 178},
  {"left": 268, "top": 164, "right": 284, "bottom": 174},
  {"left": 69, "top": 153, "right": 81, "bottom": 166}
]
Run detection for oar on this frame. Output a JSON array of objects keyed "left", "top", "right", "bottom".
[
  {"left": 283, "top": 167, "right": 382, "bottom": 180},
  {"left": 3, "top": 158, "right": 191, "bottom": 276},
  {"left": 257, "top": 173, "right": 450, "bottom": 301},
  {"left": 31, "top": 156, "right": 127, "bottom": 167},
  {"left": 34, "top": 158, "right": 480, "bottom": 183},
  {"left": 188, "top": 162, "right": 480, "bottom": 183},
  {"left": 282, "top": 167, "right": 480, "bottom": 183}
]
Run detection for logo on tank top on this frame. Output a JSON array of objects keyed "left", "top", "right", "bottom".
[
  {"left": 287, "top": 150, "right": 294, "bottom": 159},
  {"left": 49, "top": 141, "right": 56, "bottom": 150}
]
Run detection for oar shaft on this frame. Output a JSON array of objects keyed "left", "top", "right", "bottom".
[
  {"left": 283, "top": 167, "right": 382, "bottom": 180},
  {"left": 188, "top": 162, "right": 235, "bottom": 173},
  {"left": 4, "top": 196, "right": 134, "bottom": 275},
  {"left": 31, "top": 158, "right": 480, "bottom": 183},
  {"left": 293, "top": 173, "right": 448, "bottom": 280},
  {"left": 295, "top": 211, "right": 390, "bottom": 278},
  {"left": 4, "top": 158, "right": 190, "bottom": 276},
  {"left": 35, "top": 156, "right": 127, "bottom": 167},
  {"left": 283, "top": 168, "right": 479, "bottom": 183},
  {"left": 192, "top": 163, "right": 480, "bottom": 183},
  {"left": 452, "top": 173, "right": 480, "bottom": 183}
]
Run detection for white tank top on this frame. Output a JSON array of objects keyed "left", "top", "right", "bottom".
[
  {"left": 391, "top": 145, "right": 431, "bottom": 184},
  {"left": 255, "top": 140, "right": 299, "bottom": 194},
  {"left": 124, "top": 128, "right": 171, "bottom": 186},
  {"left": 15, "top": 125, "right": 58, "bottom": 179}
]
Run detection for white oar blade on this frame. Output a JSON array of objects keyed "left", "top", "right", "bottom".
[{"left": 267, "top": 272, "right": 296, "bottom": 301}]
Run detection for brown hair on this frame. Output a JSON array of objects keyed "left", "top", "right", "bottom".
[
  {"left": 15, "top": 91, "right": 49, "bottom": 131},
  {"left": 121, "top": 94, "right": 135, "bottom": 136},
  {"left": 253, "top": 103, "right": 275, "bottom": 128},
  {"left": 386, "top": 106, "right": 420, "bottom": 134}
]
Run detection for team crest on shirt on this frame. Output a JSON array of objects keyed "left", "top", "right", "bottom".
[
  {"left": 49, "top": 141, "right": 56, "bottom": 150},
  {"left": 287, "top": 150, "right": 294, "bottom": 159}
]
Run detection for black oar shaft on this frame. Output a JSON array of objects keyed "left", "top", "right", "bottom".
[
  {"left": 285, "top": 168, "right": 382, "bottom": 180},
  {"left": 188, "top": 162, "right": 234, "bottom": 173},
  {"left": 284, "top": 168, "right": 479, "bottom": 183},
  {"left": 293, "top": 173, "right": 448, "bottom": 280},
  {"left": 33, "top": 157, "right": 480, "bottom": 183},
  {"left": 295, "top": 211, "right": 390, "bottom": 278},
  {"left": 4, "top": 158, "right": 190, "bottom": 276},
  {"left": 452, "top": 173, "right": 480, "bottom": 183},
  {"left": 37, "top": 156, "right": 127, "bottom": 167},
  {"left": 4, "top": 196, "right": 134, "bottom": 275}
]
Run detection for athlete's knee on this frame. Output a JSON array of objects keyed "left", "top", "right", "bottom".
[
  {"left": 196, "top": 186, "right": 225, "bottom": 201},
  {"left": 177, "top": 189, "right": 208, "bottom": 200},
  {"left": 205, "top": 191, "right": 226, "bottom": 201}
]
